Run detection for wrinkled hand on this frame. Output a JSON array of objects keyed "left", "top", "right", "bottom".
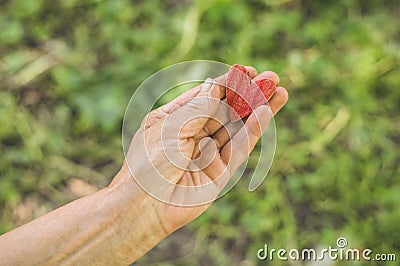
[
  {"left": 111, "top": 66, "right": 288, "bottom": 235},
  {"left": 0, "top": 66, "right": 287, "bottom": 266}
]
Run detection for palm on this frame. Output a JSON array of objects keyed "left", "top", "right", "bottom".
[{"left": 124, "top": 68, "right": 285, "bottom": 234}]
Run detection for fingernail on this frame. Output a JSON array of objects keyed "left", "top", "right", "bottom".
[{"left": 201, "top": 78, "right": 213, "bottom": 92}]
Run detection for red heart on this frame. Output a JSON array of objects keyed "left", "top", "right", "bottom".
[{"left": 226, "top": 64, "right": 276, "bottom": 122}]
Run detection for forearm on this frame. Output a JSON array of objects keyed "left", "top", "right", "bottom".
[{"left": 0, "top": 171, "right": 166, "bottom": 265}]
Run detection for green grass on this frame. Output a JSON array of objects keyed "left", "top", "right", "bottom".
[{"left": 1, "top": 0, "right": 399, "bottom": 265}]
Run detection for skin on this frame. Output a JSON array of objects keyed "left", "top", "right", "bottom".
[{"left": 0, "top": 66, "right": 288, "bottom": 265}]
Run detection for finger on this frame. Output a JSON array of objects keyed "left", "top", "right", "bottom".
[
  {"left": 161, "top": 65, "right": 256, "bottom": 114},
  {"left": 171, "top": 80, "right": 222, "bottom": 139},
  {"left": 253, "top": 70, "right": 280, "bottom": 85},
  {"left": 202, "top": 150, "right": 230, "bottom": 184},
  {"left": 161, "top": 78, "right": 222, "bottom": 114},
  {"left": 268, "top": 86, "right": 288, "bottom": 115},
  {"left": 161, "top": 86, "right": 201, "bottom": 114},
  {"left": 202, "top": 86, "right": 287, "bottom": 159},
  {"left": 244, "top": 66, "right": 258, "bottom": 78},
  {"left": 195, "top": 100, "right": 230, "bottom": 139},
  {"left": 191, "top": 137, "right": 230, "bottom": 183},
  {"left": 220, "top": 105, "right": 272, "bottom": 173},
  {"left": 160, "top": 81, "right": 221, "bottom": 170},
  {"left": 212, "top": 120, "right": 243, "bottom": 150},
  {"left": 211, "top": 86, "right": 287, "bottom": 151},
  {"left": 192, "top": 103, "right": 230, "bottom": 158},
  {"left": 160, "top": 65, "right": 259, "bottom": 115},
  {"left": 144, "top": 85, "right": 218, "bottom": 127},
  {"left": 192, "top": 118, "right": 225, "bottom": 159},
  {"left": 192, "top": 118, "right": 238, "bottom": 158},
  {"left": 188, "top": 137, "right": 218, "bottom": 171}
]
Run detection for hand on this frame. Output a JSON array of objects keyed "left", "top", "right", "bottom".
[
  {"left": 0, "top": 66, "right": 288, "bottom": 266},
  {"left": 110, "top": 66, "right": 288, "bottom": 236}
]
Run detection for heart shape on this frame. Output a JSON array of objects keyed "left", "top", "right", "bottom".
[{"left": 226, "top": 64, "right": 276, "bottom": 122}]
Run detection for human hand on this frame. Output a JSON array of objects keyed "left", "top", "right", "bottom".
[
  {"left": 0, "top": 64, "right": 287, "bottom": 266},
  {"left": 111, "top": 66, "right": 288, "bottom": 236}
]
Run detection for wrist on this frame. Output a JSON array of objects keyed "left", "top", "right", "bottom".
[{"left": 107, "top": 165, "right": 169, "bottom": 262}]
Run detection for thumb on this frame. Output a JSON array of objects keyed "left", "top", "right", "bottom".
[{"left": 169, "top": 78, "right": 222, "bottom": 138}]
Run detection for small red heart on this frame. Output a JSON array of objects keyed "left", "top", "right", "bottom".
[{"left": 226, "top": 64, "right": 276, "bottom": 122}]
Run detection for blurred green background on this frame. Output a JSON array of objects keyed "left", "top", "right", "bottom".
[{"left": 0, "top": 0, "right": 399, "bottom": 265}]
